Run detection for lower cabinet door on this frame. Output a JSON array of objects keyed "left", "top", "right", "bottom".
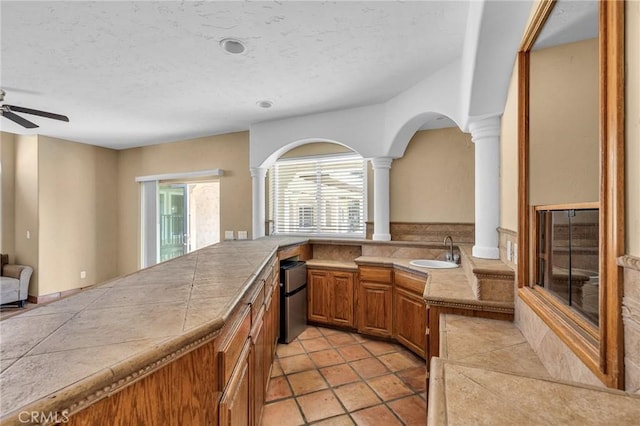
[
  {"left": 250, "top": 316, "right": 266, "bottom": 426},
  {"left": 394, "top": 287, "right": 427, "bottom": 358},
  {"left": 219, "top": 341, "right": 251, "bottom": 426},
  {"left": 330, "top": 271, "right": 355, "bottom": 327},
  {"left": 358, "top": 282, "right": 393, "bottom": 338},
  {"left": 308, "top": 269, "right": 331, "bottom": 324}
]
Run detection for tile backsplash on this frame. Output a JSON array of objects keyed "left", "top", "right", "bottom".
[{"left": 365, "top": 222, "right": 474, "bottom": 243}]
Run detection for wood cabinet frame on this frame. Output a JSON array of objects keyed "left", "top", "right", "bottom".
[
  {"left": 517, "top": 0, "right": 625, "bottom": 389},
  {"left": 307, "top": 267, "right": 356, "bottom": 328}
]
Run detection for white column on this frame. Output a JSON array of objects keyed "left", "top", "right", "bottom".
[
  {"left": 469, "top": 116, "right": 501, "bottom": 259},
  {"left": 371, "top": 157, "right": 393, "bottom": 241},
  {"left": 250, "top": 167, "right": 267, "bottom": 240}
]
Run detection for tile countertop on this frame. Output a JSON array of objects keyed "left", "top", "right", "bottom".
[
  {"left": 429, "top": 315, "right": 640, "bottom": 424},
  {"left": 355, "top": 256, "right": 514, "bottom": 312},
  {"left": 0, "top": 236, "right": 509, "bottom": 423},
  {"left": 428, "top": 358, "right": 640, "bottom": 425},
  {"left": 0, "top": 236, "right": 307, "bottom": 423}
]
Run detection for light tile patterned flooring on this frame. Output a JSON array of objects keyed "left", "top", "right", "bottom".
[{"left": 262, "top": 326, "right": 427, "bottom": 426}]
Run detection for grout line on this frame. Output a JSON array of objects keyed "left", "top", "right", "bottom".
[{"left": 267, "top": 325, "right": 428, "bottom": 425}]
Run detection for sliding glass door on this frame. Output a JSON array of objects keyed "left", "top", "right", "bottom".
[
  {"left": 139, "top": 177, "right": 221, "bottom": 268},
  {"left": 159, "top": 184, "right": 188, "bottom": 262}
]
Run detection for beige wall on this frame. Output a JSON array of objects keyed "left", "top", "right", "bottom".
[
  {"left": 117, "top": 131, "right": 251, "bottom": 275},
  {"left": 500, "top": 60, "right": 519, "bottom": 232},
  {"left": 628, "top": 0, "right": 640, "bottom": 257},
  {"left": 13, "top": 135, "right": 39, "bottom": 294},
  {"left": 37, "top": 136, "right": 118, "bottom": 295},
  {"left": 1, "top": 132, "right": 16, "bottom": 255},
  {"left": 529, "top": 38, "right": 599, "bottom": 206},
  {"left": 389, "top": 127, "right": 475, "bottom": 223},
  {"left": 280, "top": 142, "right": 352, "bottom": 158}
]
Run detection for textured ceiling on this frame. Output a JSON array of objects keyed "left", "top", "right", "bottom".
[
  {"left": 533, "top": 0, "right": 598, "bottom": 50},
  {"left": 1, "top": 1, "right": 468, "bottom": 149}
]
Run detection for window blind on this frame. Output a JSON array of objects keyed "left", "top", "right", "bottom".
[{"left": 272, "top": 154, "right": 366, "bottom": 236}]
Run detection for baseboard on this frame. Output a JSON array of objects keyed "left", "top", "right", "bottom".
[{"left": 28, "top": 287, "right": 84, "bottom": 304}]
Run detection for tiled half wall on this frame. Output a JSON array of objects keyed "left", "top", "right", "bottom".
[
  {"left": 514, "top": 297, "right": 603, "bottom": 388},
  {"left": 621, "top": 254, "right": 640, "bottom": 393},
  {"left": 505, "top": 227, "right": 603, "bottom": 388},
  {"left": 365, "top": 222, "right": 474, "bottom": 243}
]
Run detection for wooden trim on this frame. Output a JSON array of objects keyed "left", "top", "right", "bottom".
[
  {"left": 533, "top": 202, "right": 600, "bottom": 211},
  {"left": 517, "top": 0, "right": 625, "bottom": 389},
  {"left": 277, "top": 243, "right": 311, "bottom": 261},
  {"left": 519, "top": 0, "right": 556, "bottom": 51},
  {"left": 599, "top": 0, "right": 625, "bottom": 388},
  {"left": 517, "top": 50, "right": 530, "bottom": 290},
  {"left": 534, "top": 286, "right": 600, "bottom": 341}
]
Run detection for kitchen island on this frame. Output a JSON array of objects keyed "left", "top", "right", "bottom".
[{"left": 0, "top": 237, "right": 307, "bottom": 425}]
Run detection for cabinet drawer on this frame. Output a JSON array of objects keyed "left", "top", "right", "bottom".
[
  {"left": 359, "top": 266, "right": 392, "bottom": 283},
  {"left": 394, "top": 270, "right": 426, "bottom": 295},
  {"left": 249, "top": 280, "right": 266, "bottom": 323},
  {"left": 262, "top": 258, "right": 277, "bottom": 284},
  {"left": 219, "top": 338, "right": 251, "bottom": 426},
  {"left": 278, "top": 244, "right": 311, "bottom": 261},
  {"left": 219, "top": 307, "right": 251, "bottom": 388}
]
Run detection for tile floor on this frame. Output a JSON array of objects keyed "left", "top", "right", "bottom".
[{"left": 262, "top": 326, "right": 427, "bottom": 426}]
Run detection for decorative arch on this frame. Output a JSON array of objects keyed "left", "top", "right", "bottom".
[
  {"left": 259, "top": 137, "right": 362, "bottom": 169},
  {"left": 386, "top": 112, "right": 463, "bottom": 159}
]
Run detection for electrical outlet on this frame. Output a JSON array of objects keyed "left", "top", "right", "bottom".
[
  {"left": 506, "top": 240, "right": 512, "bottom": 261},
  {"left": 80, "top": 271, "right": 87, "bottom": 279},
  {"left": 513, "top": 243, "right": 518, "bottom": 265},
  {"left": 26, "top": 230, "right": 31, "bottom": 240},
  {"left": 224, "top": 230, "right": 235, "bottom": 240},
  {"left": 237, "top": 231, "right": 248, "bottom": 240}
]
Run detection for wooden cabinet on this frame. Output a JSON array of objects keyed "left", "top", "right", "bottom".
[
  {"left": 307, "top": 268, "right": 355, "bottom": 328},
  {"left": 250, "top": 258, "right": 279, "bottom": 426},
  {"left": 63, "top": 252, "right": 280, "bottom": 426},
  {"left": 218, "top": 307, "right": 251, "bottom": 388},
  {"left": 330, "top": 271, "right": 355, "bottom": 327},
  {"left": 394, "top": 288, "right": 427, "bottom": 358},
  {"left": 393, "top": 270, "right": 427, "bottom": 358},
  {"left": 308, "top": 269, "right": 331, "bottom": 323},
  {"left": 264, "top": 272, "right": 279, "bottom": 370},
  {"left": 219, "top": 255, "right": 280, "bottom": 426},
  {"left": 357, "top": 266, "right": 393, "bottom": 338},
  {"left": 250, "top": 309, "right": 266, "bottom": 426},
  {"left": 219, "top": 340, "right": 251, "bottom": 426}
]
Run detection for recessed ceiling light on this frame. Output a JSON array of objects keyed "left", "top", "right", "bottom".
[
  {"left": 257, "top": 100, "right": 273, "bottom": 109},
  {"left": 220, "top": 38, "right": 246, "bottom": 54}
]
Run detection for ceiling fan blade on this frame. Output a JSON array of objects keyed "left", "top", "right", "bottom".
[
  {"left": 5, "top": 105, "right": 69, "bottom": 122},
  {"left": 2, "top": 110, "right": 39, "bottom": 128}
]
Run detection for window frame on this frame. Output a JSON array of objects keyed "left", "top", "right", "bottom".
[
  {"left": 517, "top": 0, "right": 625, "bottom": 389},
  {"left": 271, "top": 153, "right": 367, "bottom": 238}
]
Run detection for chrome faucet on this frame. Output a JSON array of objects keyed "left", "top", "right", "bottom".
[{"left": 444, "top": 235, "right": 454, "bottom": 262}]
